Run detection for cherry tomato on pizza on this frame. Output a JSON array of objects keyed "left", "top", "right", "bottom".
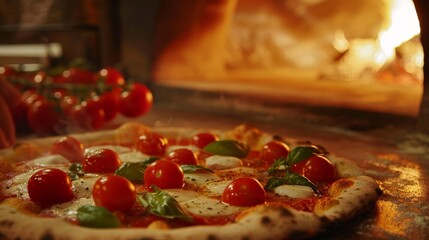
[
  {"left": 98, "top": 67, "right": 125, "bottom": 86},
  {"left": 260, "top": 140, "right": 289, "bottom": 166},
  {"left": 134, "top": 133, "right": 168, "bottom": 156},
  {"left": 167, "top": 148, "right": 198, "bottom": 165},
  {"left": 27, "top": 168, "right": 74, "bottom": 207},
  {"left": 291, "top": 155, "right": 337, "bottom": 183},
  {"left": 192, "top": 132, "right": 218, "bottom": 149},
  {"left": 92, "top": 175, "right": 136, "bottom": 212},
  {"left": 144, "top": 160, "right": 184, "bottom": 189},
  {"left": 222, "top": 177, "right": 266, "bottom": 207},
  {"left": 51, "top": 136, "right": 84, "bottom": 163},
  {"left": 119, "top": 83, "right": 153, "bottom": 118},
  {"left": 83, "top": 148, "right": 122, "bottom": 173}
]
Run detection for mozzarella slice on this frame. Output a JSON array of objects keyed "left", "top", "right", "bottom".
[
  {"left": 205, "top": 155, "right": 243, "bottom": 170},
  {"left": 181, "top": 196, "right": 243, "bottom": 217},
  {"left": 184, "top": 172, "right": 221, "bottom": 187},
  {"left": 205, "top": 180, "right": 232, "bottom": 196},
  {"left": 164, "top": 189, "right": 201, "bottom": 202},
  {"left": 119, "top": 151, "right": 151, "bottom": 163},
  {"left": 85, "top": 145, "right": 132, "bottom": 155},
  {"left": 29, "top": 155, "right": 70, "bottom": 167},
  {"left": 166, "top": 145, "right": 199, "bottom": 154},
  {"left": 274, "top": 185, "right": 315, "bottom": 199},
  {"left": 72, "top": 175, "right": 100, "bottom": 198},
  {"left": 47, "top": 197, "right": 94, "bottom": 218}
]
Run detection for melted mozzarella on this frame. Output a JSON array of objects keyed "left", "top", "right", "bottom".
[
  {"left": 48, "top": 197, "right": 94, "bottom": 217},
  {"left": 72, "top": 175, "right": 100, "bottom": 198},
  {"left": 184, "top": 172, "right": 221, "bottom": 187},
  {"left": 29, "top": 155, "right": 70, "bottom": 167},
  {"left": 205, "top": 180, "right": 232, "bottom": 197},
  {"left": 205, "top": 155, "right": 243, "bottom": 170},
  {"left": 85, "top": 145, "right": 132, "bottom": 155},
  {"left": 181, "top": 196, "right": 243, "bottom": 217},
  {"left": 166, "top": 145, "right": 199, "bottom": 154},
  {"left": 118, "top": 151, "right": 150, "bottom": 163},
  {"left": 274, "top": 185, "right": 315, "bottom": 199}
]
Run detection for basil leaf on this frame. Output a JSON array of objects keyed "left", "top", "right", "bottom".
[
  {"left": 203, "top": 140, "right": 249, "bottom": 158},
  {"left": 115, "top": 157, "right": 158, "bottom": 182},
  {"left": 181, "top": 164, "right": 214, "bottom": 173},
  {"left": 267, "top": 157, "right": 288, "bottom": 175},
  {"left": 284, "top": 172, "right": 318, "bottom": 192},
  {"left": 264, "top": 177, "right": 287, "bottom": 190},
  {"left": 138, "top": 187, "right": 193, "bottom": 222},
  {"left": 286, "top": 146, "right": 319, "bottom": 166},
  {"left": 68, "top": 163, "right": 84, "bottom": 180},
  {"left": 77, "top": 205, "right": 121, "bottom": 228},
  {"left": 264, "top": 173, "right": 317, "bottom": 192}
]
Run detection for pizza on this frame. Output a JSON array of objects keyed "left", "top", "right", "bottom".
[{"left": 0, "top": 122, "right": 380, "bottom": 240}]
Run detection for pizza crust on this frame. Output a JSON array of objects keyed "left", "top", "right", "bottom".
[{"left": 0, "top": 123, "right": 380, "bottom": 240}]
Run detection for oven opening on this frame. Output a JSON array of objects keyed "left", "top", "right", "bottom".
[{"left": 152, "top": 0, "right": 423, "bottom": 118}]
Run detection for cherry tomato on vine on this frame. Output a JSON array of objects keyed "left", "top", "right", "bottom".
[
  {"left": 98, "top": 67, "right": 125, "bottom": 86},
  {"left": 134, "top": 133, "right": 168, "bottom": 156},
  {"left": 119, "top": 83, "right": 153, "bottom": 118},
  {"left": 144, "top": 160, "right": 184, "bottom": 189},
  {"left": 83, "top": 148, "right": 122, "bottom": 173},
  {"left": 93, "top": 175, "right": 136, "bottom": 212},
  {"left": 221, "top": 177, "right": 266, "bottom": 207},
  {"left": 51, "top": 136, "right": 84, "bottom": 163},
  {"left": 27, "top": 168, "right": 74, "bottom": 207},
  {"left": 100, "top": 89, "right": 121, "bottom": 122},
  {"left": 27, "top": 99, "right": 65, "bottom": 136},
  {"left": 192, "top": 132, "right": 218, "bottom": 149},
  {"left": 291, "top": 155, "right": 336, "bottom": 183},
  {"left": 63, "top": 68, "right": 96, "bottom": 84},
  {"left": 260, "top": 140, "right": 290, "bottom": 166},
  {"left": 167, "top": 148, "right": 198, "bottom": 165},
  {"left": 72, "top": 96, "right": 105, "bottom": 130}
]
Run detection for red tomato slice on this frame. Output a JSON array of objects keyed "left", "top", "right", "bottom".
[
  {"left": 222, "top": 177, "right": 266, "bottom": 207},
  {"left": 144, "top": 160, "right": 184, "bottom": 189},
  {"left": 134, "top": 133, "right": 168, "bottom": 156},
  {"left": 167, "top": 148, "right": 198, "bottom": 165},
  {"left": 93, "top": 175, "right": 136, "bottom": 212},
  {"left": 83, "top": 148, "right": 122, "bottom": 173},
  {"left": 119, "top": 83, "right": 153, "bottom": 118},
  {"left": 291, "top": 155, "right": 337, "bottom": 183},
  {"left": 27, "top": 168, "right": 74, "bottom": 207},
  {"left": 260, "top": 141, "right": 289, "bottom": 166},
  {"left": 192, "top": 132, "right": 218, "bottom": 149},
  {"left": 51, "top": 136, "right": 84, "bottom": 163}
]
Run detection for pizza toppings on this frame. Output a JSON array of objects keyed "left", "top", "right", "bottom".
[
  {"left": 167, "top": 148, "right": 198, "bottom": 165},
  {"left": 260, "top": 140, "right": 290, "bottom": 167},
  {"left": 134, "top": 133, "right": 168, "bottom": 156},
  {"left": 92, "top": 175, "right": 136, "bottom": 212},
  {"left": 221, "top": 177, "right": 266, "bottom": 207},
  {"left": 144, "top": 160, "right": 185, "bottom": 189},
  {"left": 0, "top": 123, "right": 380, "bottom": 238},
  {"left": 27, "top": 168, "right": 74, "bottom": 207},
  {"left": 192, "top": 132, "right": 218, "bottom": 149},
  {"left": 82, "top": 148, "right": 122, "bottom": 173},
  {"left": 291, "top": 155, "right": 337, "bottom": 183},
  {"left": 50, "top": 136, "right": 84, "bottom": 163}
]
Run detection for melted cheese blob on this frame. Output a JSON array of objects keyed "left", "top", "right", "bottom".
[{"left": 274, "top": 185, "right": 315, "bottom": 199}]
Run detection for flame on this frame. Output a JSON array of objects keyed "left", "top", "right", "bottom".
[{"left": 378, "top": 0, "right": 421, "bottom": 57}]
